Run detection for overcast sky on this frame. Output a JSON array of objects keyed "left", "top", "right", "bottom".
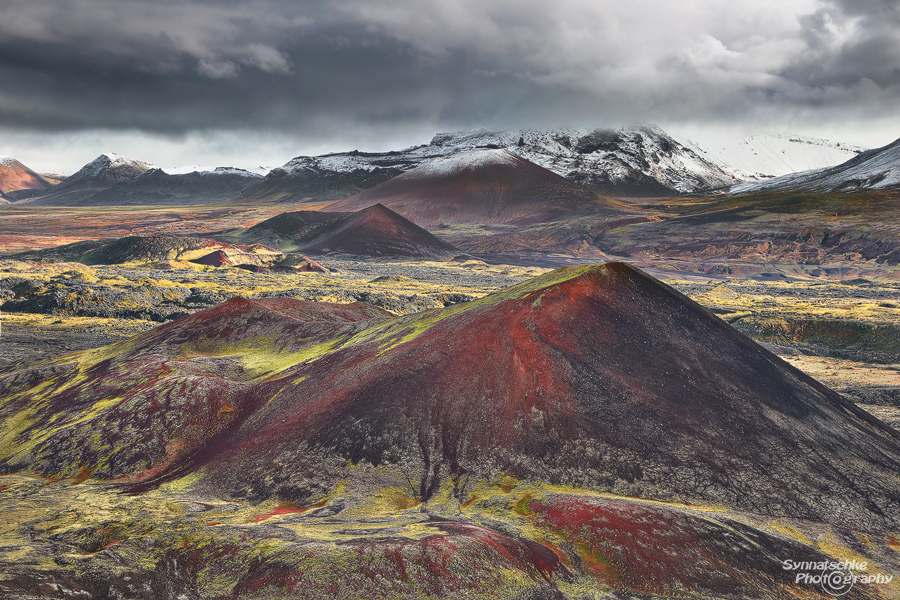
[{"left": 1, "top": 0, "right": 899, "bottom": 173}]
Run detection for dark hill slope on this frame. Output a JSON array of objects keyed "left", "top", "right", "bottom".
[
  {"left": 85, "top": 167, "right": 263, "bottom": 205},
  {"left": 76, "top": 235, "right": 218, "bottom": 264},
  {"left": 1, "top": 264, "right": 899, "bottom": 531},
  {"left": 238, "top": 203, "right": 463, "bottom": 258},
  {"left": 327, "top": 149, "right": 626, "bottom": 226}
]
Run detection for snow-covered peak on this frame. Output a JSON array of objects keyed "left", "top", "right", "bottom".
[
  {"left": 264, "top": 124, "right": 739, "bottom": 196},
  {"left": 398, "top": 148, "right": 520, "bottom": 180},
  {"left": 0, "top": 156, "right": 21, "bottom": 168},
  {"left": 80, "top": 153, "right": 154, "bottom": 176},
  {"left": 271, "top": 153, "right": 397, "bottom": 177},
  {"left": 100, "top": 152, "right": 154, "bottom": 169},
  {"left": 61, "top": 153, "right": 156, "bottom": 185},
  {"left": 210, "top": 167, "right": 263, "bottom": 177},
  {"left": 421, "top": 125, "right": 740, "bottom": 193}
]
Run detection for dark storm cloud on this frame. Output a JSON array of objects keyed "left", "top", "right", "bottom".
[
  {"left": 0, "top": 0, "right": 558, "bottom": 135},
  {"left": 785, "top": 0, "right": 900, "bottom": 89},
  {"left": 0, "top": 0, "right": 899, "bottom": 145}
]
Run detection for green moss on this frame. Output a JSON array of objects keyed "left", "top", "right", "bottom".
[
  {"left": 343, "top": 265, "right": 600, "bottom": 354},
  {"left": 513, "top": 494, "right": 534, "bottom": 515}
]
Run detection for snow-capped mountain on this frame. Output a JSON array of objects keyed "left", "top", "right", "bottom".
[
  {"left": 16, "top": 153, "right": 155, "bottom": 205},
  {"left": 241, "top": 151, "right": 425, "bottom": 202},
  {"left": 15, "top": 155, "right": 267, "bottom": 206},
  {"left": 689, "top": 134, "right": 867, "bottom": 181},
  {"left": 429, "top": 126, "right": 740, "bottom": 195},
  {"left": 243, "top": 125, "right": 740, "bottom": 202},
  {"left": 730, "top": 136, "right": 900, "bottom": 195},
  {"left": 164, "top": 164, "right": 273, "bottom": 176},
  {"left": 66, "top": 153, "right": 156, "bottom": 186}
]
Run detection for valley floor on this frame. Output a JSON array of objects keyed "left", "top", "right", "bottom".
[{"left": 4, "top": 202, "right": 900, "bottom": 599}]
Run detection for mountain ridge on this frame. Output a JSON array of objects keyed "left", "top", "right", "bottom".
[
  {"left": 240, "top": 125, "right": 741, "bottom": 201},
  {"left": 15, "top": 154, "right": 264, "bottom": 206}
]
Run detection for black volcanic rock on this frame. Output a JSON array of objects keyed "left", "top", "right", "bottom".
[
  {"left": 574, "top": 128, "right": 621, "bottom": 154},
  {"left": 239, "top": 203, "right": 463, "bottom": 258}
]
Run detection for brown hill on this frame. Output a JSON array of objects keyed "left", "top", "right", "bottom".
[
  {"left": 0, "top": 156, "right": 52, "bottom": 196},
  {"left": 327, "top": 149, "right": 626, "bottom": 226},
  {"left": 239, "top": 203, "right": 463, "bottom": 258}
]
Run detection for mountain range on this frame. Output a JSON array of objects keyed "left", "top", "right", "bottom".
[
  {"left": 244, "top": 125, "right": 741, "bottom": 203},
  {"left": 2, "top": 126, "right": 898, "bottom": 208},
  {"left": 14, "top": 154, "right": 262, "bottom": 206}
]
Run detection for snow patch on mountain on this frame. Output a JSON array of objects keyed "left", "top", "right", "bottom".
[
  {"left": 0, "top": 156, "right": 22, "bottom": 168},
  {"left": 730, "top": 137, "right": 900, "bottom": 194},
  {"left": 165, "top": 164, "right": 271, "bottom": 176},
  {"left": 688, "top": 134, "right": 867, "bottom": 181},
  {"left": 399, "top": 148, "right": 520, "bottom": 180}
]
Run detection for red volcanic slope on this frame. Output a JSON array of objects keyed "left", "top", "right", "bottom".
[
  {"left": 293, "top": 256, "right": 327, "bottom": 272},
  {"left": 0, "top": 157, "right": 52, "bottom": 194},
  {"left": 327, "top": 149, "right": 626, "bottom": 225},
  {"left": 243, "top": 203, "right": 462, "bottom": 258},
  {"left": 191, "top": 250, "right": 235, "bottom": 267},
  {"left": 525, "top": 494, "right": 846, "bottom": 598},
  {"left": 2, "top": 264, "right": 900, "bottom": 531}
]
